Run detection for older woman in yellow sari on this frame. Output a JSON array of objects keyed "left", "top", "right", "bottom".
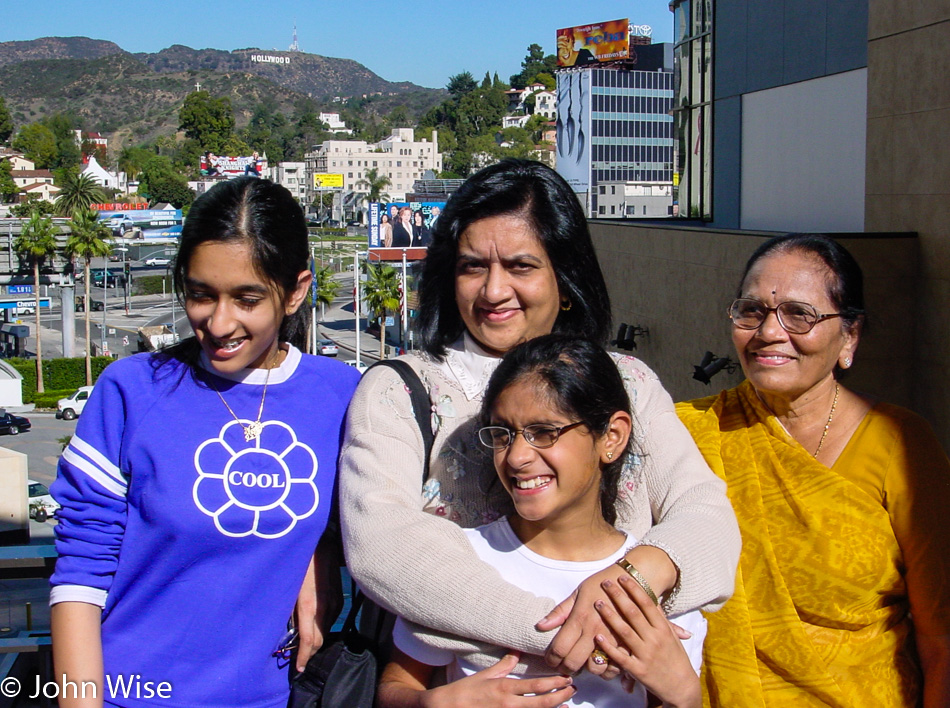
[{"left": 677, "top": 234, "right": 950, "bottom": 707}]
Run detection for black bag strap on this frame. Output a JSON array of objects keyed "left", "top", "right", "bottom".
[{"left": 367, "top": 359, "right": 434, "bottom": 484}]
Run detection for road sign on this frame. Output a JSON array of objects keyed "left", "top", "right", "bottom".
[{"left": 7, "top": 285, "right": 33, "bottom": 295}]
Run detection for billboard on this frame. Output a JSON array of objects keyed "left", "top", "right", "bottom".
[
  {"left": 97, "top": 209, "right": 184, "bottom": 239},
  {"left": 199, "top": 154, "right": 266, "bottom": 178},
  {"left": 313, "top": 173, "right": 345, "bottom": 189},
  {"left": 556, "top": 19, "right": 630, "bottom": 67},
  {"left": 555, "top": 70, "right": 592, "bottom": 193},
  {"left": 368, "top": 202, "right": 445, "bottom": 250}
]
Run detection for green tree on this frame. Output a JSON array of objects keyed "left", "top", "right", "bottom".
[
  {"left": 13, "top": 123, "right": 57, "bottom": 168},
  {"left": 42, "top": 113, "right": 82, "bottom": 170},
  {"left": 178, "top": 91, "right": 235, "bottom": 153},
  {"left": 56, "top": 173, "right": 106, "bottom": 216},
  {"left": 14, "top": 213, "right": 58, "bottom": 393},
  {"left": 447, "top": 72, "right": 478, "bottom": 99},
  {"left": 0, "top": 96, "right": 13, "bottom": 144},
  {"left": 362, "top": 262, "right": 401, "bottom": 358},
  {"left": 0, "top": 159, "right": 17, "bottom": 202},
  {"left": 356, "top": 167, "right": 392, "bottom": 204},
  {"left": 510, "top": 44, "right": 558, "bottom": 89},
  {"left": 117, "top": 146, "right": 153, "bottom": 182},
  {"left": 65, "top": 209, "right": 112, "bottom": 385},
  {"left": 312, "top": 266, "right": 340, "bottom": 322},
  {"left": 9, "top": 197, "right": 54, "bottom": 218},
  {"left": 138, "top": 155, "right": 195, "bottom": 208}
]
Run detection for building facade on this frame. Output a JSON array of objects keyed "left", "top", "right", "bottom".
[
  {"left": 555, "top": 43, "right": 675, "bottom": 218},
  {"left": 305, "top": 128, "right": 442, "bottom": 206}
]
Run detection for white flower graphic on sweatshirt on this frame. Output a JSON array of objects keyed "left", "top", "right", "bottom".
[{"left": 193, "top": 420, "right": 319, "bottom": 538}]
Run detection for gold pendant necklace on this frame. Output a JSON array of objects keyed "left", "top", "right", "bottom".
[
  {"left": 812, "top": 383, "right": 839, "bottom": 458},
  {"left": 209, "top": 349, "right": 280, "bottom": 442}
]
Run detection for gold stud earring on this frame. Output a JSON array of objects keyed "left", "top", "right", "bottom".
[{"left": 606, "top": 451, "right": 614, "bottom": 460}]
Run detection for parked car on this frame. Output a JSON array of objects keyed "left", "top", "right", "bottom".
[
  {"left": 75, "top": 295, "right": 104, "bottom": 312},
  {"left": 344, "top": 359, "right": 368, "bottom": 374},
  {"left": 0, "top": 410, "right": 31, "bottom": 435},
  {"left": 91, "top": 269, "right": 120, "bottom": 288},
  {"left": 28, "top": 479, "right": 60, "bottom": 522},
  {"left": 317, "top": 339, "right": 338, "bottom": 356},
  {"left": 56, "top": 386, "right": 94, "bottom": 420},
  {"left": 144, "top": 256, "right": 171, "bottom": 267}
]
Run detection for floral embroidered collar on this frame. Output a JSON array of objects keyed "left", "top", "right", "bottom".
[{"left": 439, "top": 332, "right": 501, "bottom": 402}]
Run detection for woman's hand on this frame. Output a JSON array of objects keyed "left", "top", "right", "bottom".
[
  {"left": 422, "top": 653, "right": 575, "bottom": 708},
  {"left": 593, "top": 576, "right": 700, "bottom": 708},
  {"left": 536, "top": 546, "right": 678, "bottom": 677},
  {"left": 294, "top": 537, "right": 344, "bottom": 671}
]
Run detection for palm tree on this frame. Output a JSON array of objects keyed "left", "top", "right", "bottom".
[
  {"left": 65, "top": 208, "right": 112, "bottom": 385},
  {"left": 55, "top": 173, "right": 106, "bottom": 216},
  {"left": 362, "top": 262, "right": 401, "bottom": 358},
  {"left": 312, "top": 266, "right": 340, "bottom": 321},
  {"left": 356, "top": 167, "right": 392, "bottom": 206},
  {"left": 14, "top": 213, "right": 59, "bottom": 393}
]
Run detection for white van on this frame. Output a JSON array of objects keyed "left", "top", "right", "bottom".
[{"left": 57, "top": 386, "right": 94, "bottom": 420}]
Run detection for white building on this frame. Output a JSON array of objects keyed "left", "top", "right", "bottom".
[
  {"left": 264, "top": 162, "right": 308, "bottom": 206},
  {"left": 593, "top": 181, "right": 673, "bottom": 219},
  {"left": 319, "top": 113, "right": 352, "bottom": 135},
  {"left": 81, "top": 156, "right": 126, "bottom": 192},
  {"left": 306, "top": 128, "right": 442, "bottom": 205}
]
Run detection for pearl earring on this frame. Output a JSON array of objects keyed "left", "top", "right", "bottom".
[
  {"left": 844, "top": 357, "right": 852, "bottom": 368},
  {"left": 606, "top": 451, "right": 614, "bottom": 460}
]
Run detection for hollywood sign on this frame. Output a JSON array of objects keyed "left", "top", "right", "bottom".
[{"left": 250, "top": 55, "right": 291, "bottom": 65}]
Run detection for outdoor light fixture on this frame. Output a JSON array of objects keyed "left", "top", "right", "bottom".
[
  {"left": 613, "top": 323, "right": 649, "bottom": 351},
  {"left": 692, "top": 351, "right": 737, "bottom": 385}
]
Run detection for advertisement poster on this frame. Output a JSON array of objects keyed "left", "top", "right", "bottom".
[
  {"left": 555, "top": 70, "right": 592, "bottom": 193},
  {"left": 556, "top": 19, "right": 630, "bottom": 67},
  {"left": 368, "top": 202, "right": 444, "bottom": 250},
  {"left": 313, "top": 173, "right": 344, "bottom": 188},
  {"left": 97, "top": 209, "right": 184, "bottom": 239},
  {"left": 199, "top": 154, "right": 266, "bottom": 178}
]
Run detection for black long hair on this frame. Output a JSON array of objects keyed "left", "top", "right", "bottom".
[
  {"left": 160, "top": 177, "right": 310, "bottom": 369},
  {"left": 481, "top": 334, "right": 634, "bottom": 526},
  {"left": 416, "top": 159, "right": 612, "bottom": 357}
]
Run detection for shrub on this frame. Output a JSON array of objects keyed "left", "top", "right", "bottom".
[
  {"left": 134, "top": 274, "right": 173, "bottom": 296},
  {"left": 7, "top": 356, "right": 115, "bottom": 404}
]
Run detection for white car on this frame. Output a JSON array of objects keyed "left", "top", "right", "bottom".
[
  {"left": 344, "top": 359, "right": 369, "bottom": 374},
  {"left": 57, "top": 386, "right": 94, "bottom": 420},
  {"left": 28, "top": 479, "right": 60, "bottom": 522},
  {"left": 318, "top": 339, "right": 338, "bottom": 356},
  {"left": 144, "top": 256, "right": 172, "bottom": 267}
]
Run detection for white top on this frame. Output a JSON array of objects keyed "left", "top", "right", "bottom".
[{"left": 394, "top": 518, "right": 706, "bottom": 707}]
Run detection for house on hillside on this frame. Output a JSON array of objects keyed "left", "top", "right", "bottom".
[{"left": 81, "top": 155, "right": 125, "bottom": 191}]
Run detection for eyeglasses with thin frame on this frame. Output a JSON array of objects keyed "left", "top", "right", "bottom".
[
  {"left": 477, "top": 421, "right": 587, "bottom": 450},
  {"left": 728, "top": 298, "right": 843, "bottom": 335}
]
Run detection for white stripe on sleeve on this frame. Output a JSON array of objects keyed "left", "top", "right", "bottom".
[{"left": 62, "top": 447, "right": 127, "bottom": 497}]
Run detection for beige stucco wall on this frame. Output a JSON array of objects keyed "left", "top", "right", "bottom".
[
  {"left": 589, "top": 222, "right": 926, "bottom": 440},
  {"left": 865, "top": 0, "right": 950, "bottom": 448}
]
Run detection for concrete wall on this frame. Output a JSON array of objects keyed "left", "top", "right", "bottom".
[
  {"left": 589, "top": 221, "right": 923, "bottom": 436},
  {"left": 865, "top": 0, "right": 950, "bottom": 447},
  {"left": 0, "top": 446, "right": 29, "bottom": 545}
]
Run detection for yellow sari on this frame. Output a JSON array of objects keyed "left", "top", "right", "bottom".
[{"left": 677, "top": 381, "right": 922, "bottom": 707}]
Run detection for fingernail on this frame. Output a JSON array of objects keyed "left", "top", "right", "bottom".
[
  {"left": 601, "top": 579, "right": 613, "bottom": 589},
  {"left": 595, "top": 634, "right": 606, "bottom": 642},
  {"left": 681, "top": 629, "right": 693, "bottom": 638},
  {"left": 594, "top": 600, "right": 605, "bottom": 609}
]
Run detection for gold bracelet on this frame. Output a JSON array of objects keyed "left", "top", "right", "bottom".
[{"left": 615, "top": 558, "right": 659, "bottom": 605}]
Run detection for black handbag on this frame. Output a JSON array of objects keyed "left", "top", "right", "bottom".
[
  {"left": 288, "top": 591, "right": 377, "bottom": 708},
  {"left": 288, "top": 359, "right": 433, "bottom": 707}
]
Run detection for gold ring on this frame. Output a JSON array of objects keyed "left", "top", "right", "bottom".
[{"left": 591, "top": 649, "right": 608, "bottom": 666}]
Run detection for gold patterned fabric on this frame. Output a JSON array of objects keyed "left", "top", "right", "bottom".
[{"left": 677, "top": 381, "right": 933, "bottom": 707}]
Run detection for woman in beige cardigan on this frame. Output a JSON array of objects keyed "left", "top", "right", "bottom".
[{"left": 339, "top": 159, "right": 740, "bottom": 686}]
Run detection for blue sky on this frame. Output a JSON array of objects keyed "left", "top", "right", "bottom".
[{"left": 1, "top": 1, "right": 674, "bottom": 89}]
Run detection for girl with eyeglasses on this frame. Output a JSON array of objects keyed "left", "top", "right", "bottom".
[
  {"left": 49, "top": 178, "right": 360, "bottom": 707},
  {"left": 378, "top": 334, "right": 705, "bottom": 708},
  {"left": 678, "top": 233, "right": 950, "bottom": 706}
]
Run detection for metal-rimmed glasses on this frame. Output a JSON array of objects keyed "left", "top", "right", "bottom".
[
  {"left": 477, "top": 421, "right": 587, "bottom": 450},
  {"left": 728, "top": 298, "right": 843, "bottom": 335}
]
